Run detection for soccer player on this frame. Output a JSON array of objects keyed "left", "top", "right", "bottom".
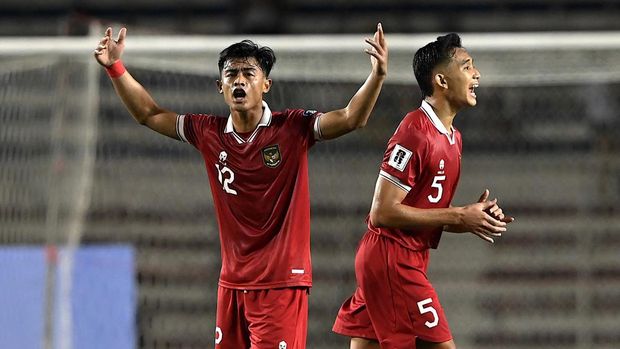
[
  {"left": 332, "top": 33, "right": 514, "bottom": 349},
  {"left": 94, "top": 24, "right": 387, "bottom": 349}
]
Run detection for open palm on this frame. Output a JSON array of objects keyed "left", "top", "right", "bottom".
[{"left": 94, "top": 27, "right": 126, "bottom": 67}]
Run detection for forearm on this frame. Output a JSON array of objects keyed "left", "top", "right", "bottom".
[
  {"left": 343, "top": 71, "right": 386, "bottom": 129},
  {"left": 95, "top": 28, "right": 178, "bottom": 138},
  {"left": 318, "top": 22, "right": 387, "bottom": 140},
  {"left": 318, "top": 72, "right": 385, "bottom": 140},
  {"left": 371, "top": 202, "right": 463, "bottom": 231},
  {"left": 110, "top": 71, "right": 167, "bottom": 125},
  {"left": 340, "top": 21, "right": 387, "bottom": 130}
]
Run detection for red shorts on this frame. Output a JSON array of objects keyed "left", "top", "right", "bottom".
[
  {"left": 333, "top": 231, "right": 452, "bottom": 347},
  {"left": 215, "top": 286, "right": 308, "bottom": 349}
]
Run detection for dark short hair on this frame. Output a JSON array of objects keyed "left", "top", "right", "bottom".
[
  {"left": 218, "top": 40, "right": 276, "bottom": 77},
  {"left": 413, "top": 33, "right": 462, "bottom": 97}
]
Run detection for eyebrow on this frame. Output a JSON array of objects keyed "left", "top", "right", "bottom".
[
  {"left": 224, "top": 66, "right": 258, "bottom": 72},
  {"left": 460, "top": 58, "right": 473, "bottom": 66}
]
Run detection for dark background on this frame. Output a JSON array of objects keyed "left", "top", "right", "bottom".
[{"left": 2, "top": 0, "right": 620, "bottom": 36}]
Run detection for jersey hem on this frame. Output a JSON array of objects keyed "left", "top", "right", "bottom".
[
  {"left": 218, "top": 280, "right": 312, "bottom": 290},
  {"left": 417, "top": 334, "right": 454, "bottom": 344},
  {"left": 332, "top": 323, "right": 377, "bottom": 341},
  {"left": 368, "top": 229, "right": 439, "bottom": 253}
]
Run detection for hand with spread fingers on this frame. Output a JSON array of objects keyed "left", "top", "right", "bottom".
[
  {"left": 364, "top": 23, "right": 388, "bottom": 78},
  {"left": 94, "top": 27, "right": 127, "bottom": 67},
  {"left": 312, "top": 23, "right": 388, "bottom": 140}
]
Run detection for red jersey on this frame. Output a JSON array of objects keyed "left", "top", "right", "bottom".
[
  {"left": 370, "top": 100, "right": 462, "bottom": 250},
  {"left": 177, "top": 102, "right": 322, "bottom": 289}
]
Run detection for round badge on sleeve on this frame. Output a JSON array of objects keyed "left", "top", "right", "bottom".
[{"left": 303, "top": 110, "right": 317, "bottom": 117}]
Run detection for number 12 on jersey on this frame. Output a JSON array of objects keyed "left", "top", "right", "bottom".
[{"left": 216, "top": 163, "right": 237, "bottom": 195}]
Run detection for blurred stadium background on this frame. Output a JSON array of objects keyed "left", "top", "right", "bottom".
[{"left": 1, "top": 1, "right": 620, "bottom": 348}]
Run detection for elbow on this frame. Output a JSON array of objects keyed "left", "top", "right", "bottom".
[
  {"left": 341, "top": 107, "right": 369, "bottom": 131},
  {"left": 136, "top": 116, "right": 149, "bottom": 126},
  {"left": 346, "top": 115, "right": 368, "bottom": 131},
  {"left": 369, "top": 206, "right": 389, "bottom": 228},
  {"left": 353, "top": 118, "right": 368, "bottom": 130},
  {"left": 135, "top": 106, "right": 163, "bottom": 126},
  {"left": 129, "top": 108, "right": 150, "bottom": 125}
]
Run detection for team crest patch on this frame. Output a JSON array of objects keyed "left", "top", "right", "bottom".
[{"left": 262, "top": 145, "right": 282, "bottom": 168}]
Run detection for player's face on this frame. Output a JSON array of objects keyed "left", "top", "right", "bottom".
[
  {"left": 218, "top": 57, "right": 272, "bottom": 113},
  {"left": 444, "top": 48, "right": 480, "bottom": 108}
]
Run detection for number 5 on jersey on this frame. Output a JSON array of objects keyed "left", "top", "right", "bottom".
[
  {"left": 427, "top": 175, "right": 445, "bottom": 203},
  {"left": 417, "top": 298, "right": 439, "bottom": 328}
]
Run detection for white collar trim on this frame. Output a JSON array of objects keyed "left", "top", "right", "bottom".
[
  {"left": 224, "top": 101, "right": 272, "bottom": 143},
  {"left": 420, "top": 100, "right": 456, "bottom": 144}
]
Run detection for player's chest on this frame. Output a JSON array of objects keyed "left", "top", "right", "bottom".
[
  {"left": 423, "top": 142, "right": 461, "bottom": 175},
  {"left": 413, "top": 144, "right": 460, "bottom": 205},
  {"left": 203, "top": 133, "right": 304, "bottom": 186}
]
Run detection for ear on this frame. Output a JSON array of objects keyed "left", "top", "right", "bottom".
[
  {"left": 216, "top": 80, "right": 223, "bottom": 94},
  {"left": 263, "top": 78, "right": 272, "bottom": 93},
  {"left": 434, "top": 73, "right": 448, "bottom": 90}
]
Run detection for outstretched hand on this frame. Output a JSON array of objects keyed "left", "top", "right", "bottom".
[
  {"left": 364, "top": 23, "right": 388, "bottom": 77},
  {"left": 94, "top": 27, "right": 127, "bottom": 67}
]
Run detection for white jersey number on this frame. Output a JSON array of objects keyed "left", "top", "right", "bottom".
[
  {"left": 417, "top": 298, "right": 439, "bottom": 328},
  {"left": 427, "top": 175, "right": 446, "bottom": 203},
  {"left": 216, "top": 164, "right": 237, "bottom": 195}
]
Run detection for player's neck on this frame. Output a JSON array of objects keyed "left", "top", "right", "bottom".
[
  {"left": 424, "top": 97, "right": 457, "bottom": 132},
  {"left": 231, "top": 105, "right": 264, "bottom": 133}
]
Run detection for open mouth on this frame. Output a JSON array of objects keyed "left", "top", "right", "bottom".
[
  {"left": 232, "top": 88, "right": 246, "bottom": 100},
  {"left": 469, "top": 83, "right": 479, "bottom": 98}
]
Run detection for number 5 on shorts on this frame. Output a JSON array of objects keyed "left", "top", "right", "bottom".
[{"left": 417, "top": 298, "right": 439, "bottom": 328}]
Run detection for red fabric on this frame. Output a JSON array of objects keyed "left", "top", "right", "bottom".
[
  {"left": 215, "top": 286, "right": 308, "bottom": 349},
  {"left": 181, "top": 107, "right": 320, "bottom": 289},
  {"left": 333, "top": 232, "right": 453, "bottom": 346},
  {"left": 372, "top": 106, "right": 462, "bottom": 251}
]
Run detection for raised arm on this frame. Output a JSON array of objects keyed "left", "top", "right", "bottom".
[
  {"left": 94, "top": 27, "right": 179, "bottom": 139},
  {"left": 318, "top": 23, "right": 388, "bottom": 140},
  {"left": 369, "top": 177, "right": 513, "bottom": 243}
]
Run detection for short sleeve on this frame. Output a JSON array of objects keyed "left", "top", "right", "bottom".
[
  {"left": 379, "top": 121, "right": 428, "bottom": 193},
  {"left": 176, "top": 113, "right": 213, "bottom": 149},
  {"left": 285, "top": 109, "right": 324, "bottom": 148}
]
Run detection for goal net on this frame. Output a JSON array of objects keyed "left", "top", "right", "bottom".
[{"left": 1, "top": 29, "right": 619, "bottom": 349}]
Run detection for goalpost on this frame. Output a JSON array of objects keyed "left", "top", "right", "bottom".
[{"left": 1, "top": 27, "right": 619, "bottom": 349}]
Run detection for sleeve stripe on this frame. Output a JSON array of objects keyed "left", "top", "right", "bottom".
[
  {"left": 313, "top": 113, "right": 324, "bottom": 141},
  {"left": 379, "top": 170, "right": 412, "bottom": 192},
  {"left": 176, "top": 114, "right": 188, "bottom": 142}
]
